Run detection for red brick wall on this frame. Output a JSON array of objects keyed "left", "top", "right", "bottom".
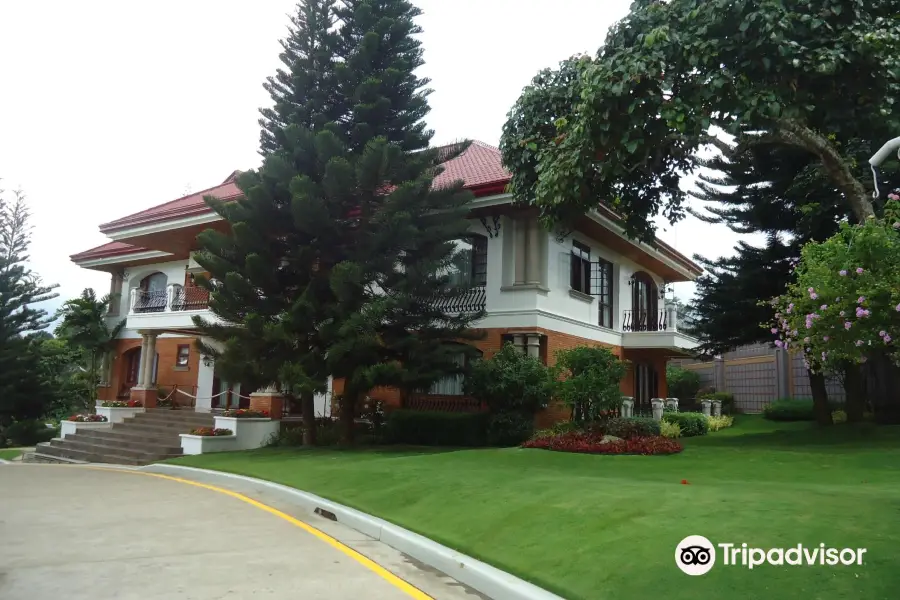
[{"left": 98, "top": 336, "right": 201, "bottom": 401}]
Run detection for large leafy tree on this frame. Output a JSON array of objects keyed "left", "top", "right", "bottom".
[
  {"left": 500, "top": 0, "right": 900, "bottom": 240},
  {"left": 195, "top": 0, "right": 483, "bottom": 444},
  {"left": 0, "top": 187, "right": 58, "bottom": 431},
  {"left": 54, "top": 288, "right": 125, "bottom": 408}
]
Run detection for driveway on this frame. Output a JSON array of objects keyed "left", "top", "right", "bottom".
[{"left": 0, "top": 464, "right": 485, "bottom": 600}]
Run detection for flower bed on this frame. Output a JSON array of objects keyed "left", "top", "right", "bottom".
[
  {"left": 68, "top": 414, "right": 108, "bottom": 423},
  {"left": 222, "top": 409, "right": 269, "bottom": 418},
  {"left": 213, "top": 415, "right": 280, "bottom": 450},
  {"left": 190, "top": 427, "right": 233, "bottom": 436},
  {"left": 100, "top": 400, "right": 143, "bottom": 408},
  {"left": 60, "top": 415, "right": 112, "bottom": 438},
  {"left": 522, "top": 430, "right": 682, "bottom": 455},
  {"left": 96, "top": 400, "right": 145, "bottom": 424}
]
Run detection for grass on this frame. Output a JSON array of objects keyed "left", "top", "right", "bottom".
[
  {"left": 0, "top": 449, "right": 22, "bottom": 461},
  {"left": 170, "top": 416, "right": 900, "bottom": 600}
]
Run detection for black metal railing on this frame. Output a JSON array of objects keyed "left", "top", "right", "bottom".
[
  {"left": 133, "top": 290, "right": 168, "bottom": 313},
  {"left": 622, "top": 309, "right": 668, "bottom": 332},
  {"left": 171, "top": 286, "right": 209, "bottom": 311},
  {"left": 431, "top": 285, "right": 487, "bottom": 314}
]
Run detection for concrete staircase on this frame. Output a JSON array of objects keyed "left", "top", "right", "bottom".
[{"left": 34, "top": 409, "right": 215, "bottom": 465}]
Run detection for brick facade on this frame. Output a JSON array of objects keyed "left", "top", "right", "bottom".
[{"left": 98, "top": 336, "right": 201, "bottom": 402}]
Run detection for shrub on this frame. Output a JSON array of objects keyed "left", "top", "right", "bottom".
[
  {"left": 4, "top": 419, "right": 57, "bottom": 446},
  {"left": 190, "top": 427, "right": 233, "bottom": 436},
  {"left": 832, "top": 409, "right": 847, "bottom": 424},
  {"left": 222, "top": 409, "right": 269, "bottom": 418},
  {"left": 267, "top": 425, "right": 306, "bottom": 447},
  {"left": 553, "top": 346, "right": 629, "bottom": 423},
  {"left": 360, "top": 398, "right": 386, "bottom": 433},
  {"left": 763, "top": 399, "right": 815, "bottom": 421},
  {"left": 464, "top": 343, "right": 553, "bottom": 414},
  {"left": 662, "top": 412, "right": 709, "bottom": 437},
  {"left": 384, "top": 410, "right": 489, "bottom": 447},
  {"left": 486, "top": 412, "right": 534, "bottom": 447},
  {"left": 660, "top": 420, "right": 682, "bottom": 438},
  {"left": 605, "top": 417, "right": 660, "bottom": 439},
  {"left": 67, "top": 414, "right": 108, "bottom": 423},
  {"left": 707, "top": 415, "right": 734, "bottom": 432},
  {"left": 522, "top": 430, "right": 682, "bottom": 455},
  {"left": 666, "top": 366, "right": 701, "bottom": 400}
]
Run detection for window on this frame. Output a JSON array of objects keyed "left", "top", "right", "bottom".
[
  {"left": 428, "top": 347, "right": 483, "bottom": 395},
  {"left": 596, "top": 259, "right": 614, "bottom": 328},
  {"left": 448, "top": 235, "right": 488, "bottom": 289},
  {"left": 176, "top": 345, "right": 190, "bottom": 367},
  {"left": 570, "top": 240, "right": 591, "bottom": 294}
]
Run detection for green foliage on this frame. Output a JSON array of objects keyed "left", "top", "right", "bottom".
[
  {"left": 662, "top": 412, "right": 709, "bottom": 437},
  {"left": 486, "top": 412, "right": 534, "bottom": 447},
  {"left": 552, "top": 345, "right": 629, "bottom": 423},
  {"left": 660, "top": 420, "right": 682, "bottom": 439},
  {"left": 605, "top": 417, "right": 660, "bottom": 440},
  {"left": 3, "top": 419, "right": 56, "bottom": 447},
  {"left": 832, "top": 410, "right": 848, "bottom": 424},
  {"left": 707, "top": 415, "right": 735, "bottom": 432},
  {"left": 501, "top": 0, "right": 900, "bottom": 239},
  {"left": 665, "top": 366, "right": 701, "bottom": 400},
  {"left": 384, "top": 410, "right": 489, "bottom": 447},
  {"left": 464, "top": 343, "right": 553, "bottom": 414},
  {"left": 763, "top": 399, "right": 819, "bottom": 421}
]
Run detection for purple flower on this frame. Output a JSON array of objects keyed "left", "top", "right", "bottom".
[
  {"left": 858, "top": 296, "right": 865, "bottom": 303},
  {"left": 840, "top": 311, "right": 846, "bottom": 317},
  {"left": 771, "top": 327, "right": 778, "bottom": 334},
  {"left": 820, "top": 305, "right": 828, "bottom": 311},
  {"left": 896, "top": 303, "right": 900, "bottom": 312},
  {"left": 893, "top": 222, "right": 900, "bottom": 229},
  {"left": 774, "top": 339, "right": 784, "bottom": 348},
  {"left": 821, "top": 351, "right": 827, "bottom": 361},
  {"left": 823, "top": 336, "right": 829, "bottom": 342},
  {"left": 839, "top": 270, "right": 847, "bottom": 276},
  {"left": 845, "top": 321, "right": 852, "bottom": 329},
  {"left": 792, "top": 330, "right": 798, "bottom": 337},
  {"left": 891, "top": 193, "right": 900, "bottom": 201},
  {"left": 885, "top": 335, "right": 893, "bottom": 343},
  {"left": 787, "top": 303, "right": 794, "bottom": 313},
  {"left": 810, "top": 292, "right": 818, "bottom": 300},
  {"left": 807, "top": 287, "right": 814, "bottom": 293},
  {"left": 856, "top": 340, "right": 864, "bottom": 346},
  {"left": 880, "top": 330, "right": 887, "bottom": 337},
  {"left": 775, "top": 312, "right": 781, "bottom": 318},
  {"left": 856, "top": 268, "right": 864, "bottom": 274}
]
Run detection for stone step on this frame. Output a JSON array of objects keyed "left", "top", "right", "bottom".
[
  {"left": 35, "top": 442, "right": 173, "bottom": 466},
  {"left": 127, "top": 414, "right": 215, "bottom": 428},
  {"left": 74, "top": 429, "right": 183, "bottom": 446},
  {"left": 143, "top": 408, "right": 216, "bottom": 420},
  {"left": 62, "top": 434, "right": 182, "bottom": 456},
  {"left": 111, "top": 422, "right": 209, "bottom": 436}
]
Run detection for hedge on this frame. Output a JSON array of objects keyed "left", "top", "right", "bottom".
[
  {"left": 662, "top": 411, "right": 709, "bottom": 437},
  {"left": 384, "top": 410, "right": 490, "bottom": 447}
]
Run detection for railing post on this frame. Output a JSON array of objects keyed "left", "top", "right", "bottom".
[
  {"left": 165, "top": 284, "right": 175, "bottom": 312},
  {"left": 129, "top": 288, "right": 138, "bottom": 314},
  {"left": 666, "top": 302, "right": 678, "bottom": 332}
]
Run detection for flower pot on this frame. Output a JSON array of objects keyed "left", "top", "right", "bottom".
[
  {"left": 96, "top": 406, "right": 145, "bottom": 424},
  {"left": 213, "top": 416, "right": 280, "bottom": 450},
  {"left": 60, "top": 420, "right": 112, "bottom": 439},
  {"left": 179, "top": 433, "right": 237, "bottom": 455}
]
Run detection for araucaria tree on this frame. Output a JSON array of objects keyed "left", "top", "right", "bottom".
[
  {"left": 194, "top": 0, "right": 483, "bottom": 443},
  {"left": 0, "top": 187, "right": 58, "bottom": 432},
  {"left": 500, "top": 0, "right": 900, "bottom": 240}
]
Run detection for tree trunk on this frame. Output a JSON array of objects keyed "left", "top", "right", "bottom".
[
  {"left": 301, "top": 390, "right": 317, "bottom": 446},
  {"left": 807, "top": 369, "right": 833, "bottom": 426},
  {"left": 340, "top": 392, "right": 357, "bottom": 444},
  {"left": 866, "top": 352, "right": 900, "bottom": 424},
  {"left": 841, "top": 362, "right": 865, "bottom": 423}
]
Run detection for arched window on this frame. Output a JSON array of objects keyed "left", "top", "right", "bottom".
[
  {"left": 630, "top": 271, "right": 659, "bottom": 331},
  {"left": 429, "top": 346, "right": 484, "bottom": 396},
  {"left": 140, "top": 272, "right": 168, "bottom": 292},
  {"left": 134, "top": 272, "right": 169, "bottom": 313}
]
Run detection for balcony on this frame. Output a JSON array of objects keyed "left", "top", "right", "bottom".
[
  {"left": 621, "top": 306, "right": 698, "bottom": 353},
  {"left": 127, "top": 285, "right": 212, "bottom": 331},
  {"left": 431, "top": 285, "right": 487, "bottom": 314}
]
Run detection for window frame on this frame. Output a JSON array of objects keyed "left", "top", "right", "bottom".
[
  {"left": 570, "top": 240, "right": 591, "bottom": 294},
  {"left": 175, "top": 344, "right": 191, "bottom": 368},
  {"left": 596, "top": 258, "right": 614, "bottom": 329}
]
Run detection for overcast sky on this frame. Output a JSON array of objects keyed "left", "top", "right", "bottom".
[{"left": 0, "top": 0, "right": 757, "bottom": 316}]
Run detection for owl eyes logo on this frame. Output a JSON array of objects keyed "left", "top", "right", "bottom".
[{"left": 676, "top": 536, "right": 716, "bottom": 575}]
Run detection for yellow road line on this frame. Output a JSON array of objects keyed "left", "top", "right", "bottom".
[{"left": 87, "top": 466, "right": 433, "bottom": 600}]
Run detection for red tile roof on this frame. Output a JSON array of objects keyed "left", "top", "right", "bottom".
[
  {"left": 70, "top": 241, "right": 149, "bottom": 262},
  {"left": 434, "top": 140, "right": 510, "bottom": 193}
]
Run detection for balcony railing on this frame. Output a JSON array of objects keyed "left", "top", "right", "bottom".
[
  {"left": 623, "top": 309, "right": 669, "bottom": 332},
  {"left": 130, "top": 285, "right": 209, "bottom": 315},
  {"left": 431, "top": 285, "right": 487, "bottom": 314}
]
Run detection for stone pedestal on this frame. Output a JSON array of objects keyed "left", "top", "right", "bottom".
[
  {"left": 701, "top": 400, "right": 712, "bottom": 417},
  {"left": 249, "top": 389, "right": 284, "bottom": 420},
  {"left": 712, "top": 401, "right": 722, "bottom": 417},
  {"left": 129, "top": 387, "right": 158, "bottom": 409},
  {"left": 620, "top": 397, "right": 634, "bottom": 418},
  {"left": 651, "top": 398, "right": 665, "bottom": 421},
  {"left": 665, "top": 398, "right": 679, "bottom": 412}
]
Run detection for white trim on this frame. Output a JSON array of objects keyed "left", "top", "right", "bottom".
[
  {"left": 105, "top": 212, "right": 223, "bottom": 241},
  {"left": 74, "top": 250, "right": 174, "bottom": 268},
  {"left": 478, "top": 308, "right": 624, "bottom": 346},
  {"left": 467, "top": 192, "right": 513, "bottom": 209},
  {"left": 621, "top": 330, "right": 699, "bottom": 351}
]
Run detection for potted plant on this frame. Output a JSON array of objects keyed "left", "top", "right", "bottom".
[
  {"left": 96, "top": 399, "right": 145, "bottom": 423},
  {"left": 214, "top": 410, "right": 279, "bottom": 451},
  {"left": 179, "top": 427, "right": 236, "bottom": 455},
  {"left": 60, "top": 414, "right": 111, "bottom": 438}
]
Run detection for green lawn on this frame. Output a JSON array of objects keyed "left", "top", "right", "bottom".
[
  {"left": 170, "top": 416, "right": 900, "bottom": 600},
  {"left": 0, "top": 449, "right": 22, "bottom": 461}
]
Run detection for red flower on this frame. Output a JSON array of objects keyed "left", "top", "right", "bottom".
[{"left": 681, "top": 479, "right": 690, "bottom": 485}]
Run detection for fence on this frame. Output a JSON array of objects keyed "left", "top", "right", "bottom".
[{"left": 669, "top": 343, "right": 845, "bottom": 413}]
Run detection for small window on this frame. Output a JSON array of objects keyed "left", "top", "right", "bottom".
[
  {"left": 570, "top": 240, "right": 591, "bottom": 293},
  {"left": 176, "top": 345, "right": 190, "bottom": 367},
  {"left": 596, "top": 259, "right": 614, "bottom": 329},
  {"left": 448, "top": 235, "right": 488, "bottom": 289}
]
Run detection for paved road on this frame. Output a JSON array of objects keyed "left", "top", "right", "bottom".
[{"left": 0, "top": 464, "right": 485, "bottom": 600}]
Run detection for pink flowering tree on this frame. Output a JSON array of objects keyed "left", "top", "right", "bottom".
[{"left": 770, "top": 193, "right": 900, "bottom": 424}]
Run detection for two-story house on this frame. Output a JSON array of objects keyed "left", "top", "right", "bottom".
[{"left": 72, "top": 141, "right": 702, "bottom": 422}]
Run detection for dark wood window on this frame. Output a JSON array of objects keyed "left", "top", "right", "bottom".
[
  {"left": 449, "top": 235, "right": 488, "bottom": 288},
  {"left": 471, "top": 235, "right": 488, "bottom": 287},
  {"left": 176, "top": 345, "right": 190, "bottom": 367},
  {"left": 596, "top": 259, "right": 614, "bottom": 328},
  {"left": 570, "top": 240, "right": 591, "bottom": 293}
]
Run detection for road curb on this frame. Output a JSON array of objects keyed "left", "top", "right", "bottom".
[{"left": 143, "top": 463, "right": 564, "bottom": 600}]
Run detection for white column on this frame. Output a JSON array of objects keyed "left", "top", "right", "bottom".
[
  {"left": 165, "top": 284, "right": 176, "bottom": 312},
  {"left": 712, "top": 401, "right": 722, "bottom": 417},
  {"left": 701, "top": 400, "right": 712, "bottom": 417},
  {"left": 526, "top": 333, "right": 541, "bottom": 359},
  {"left": 665, "top": 398, "right": 679, "bottom": 412},
  {"left": 620, "top": 397, "right": 634, "bottom": 418},
  {"left": 666, "top": 302, "right": 678, "bottom": 332},
  {"left": 195, "top": 356, "right": 216, "bottom": 412},
  {"left": 129, "top": 288, "right": 139, "bottom": 315},
  {"left": 651, "top": 398, "right": 665, "bottom": 421},
  {"left": 141, "top": 333, "right": 158, "bottom": 388},
  {"left": 135, "top": 334, "right": 149, "bottom": 388},
  {"left": 525, "top": 218, "right": 541, "bottom": 285},
  {"left": 513, "top": 217, "right": 527, "bottom": 285},
  {"left": 512, "top": 334, "right": 526, "bottom": 354}
]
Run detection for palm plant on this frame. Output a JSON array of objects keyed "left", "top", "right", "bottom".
[{"left": 54, "top": 288, "right": 125, "bottom": 407}]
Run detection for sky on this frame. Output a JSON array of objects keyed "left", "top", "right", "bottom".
[{"left": 0, "top": 0, "right": 759, "bottom": 317}]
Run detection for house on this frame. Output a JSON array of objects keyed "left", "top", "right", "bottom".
[{"left": 71, "top": 141, "right": 702, "bottom": 423}]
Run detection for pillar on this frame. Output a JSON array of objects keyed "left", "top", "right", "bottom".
[
  {"left": 249, "top": 385, "right": 284, "bottom": 420},
  {"left": 651, "top": 398, "right": 665, "bottom": 421},
  {"left": 665, "top": 397, "right": 679, "bottom": 412},
  {"left": 136, "top": 334, "right": 149, "bottom": 387},
  {"left": 525, "top": 217, "right": 541, "bottom": 285},
  {"left": 513, "top": 217, "right": 527, "bottom": 285},
  {"left": 712, "top": 401, "right": 722, "bottom": 417},
  {"left": 512, "top": 334, "right": 526, "bottom": 354},
  {"left": 141, "top": 333, "right": 158, "bottom": 387},
  {"left": 774, "top": 347, "right": 790, "bottom": 400},
  {"left": 714, "top": 356, "right": 726, "bottom": 391},
  {"left": 526, "top": 333, "right": 541, "bottom": 359},
  {"left": 620, "top": 397, "right": 634, "bottom": 418},
  {"left": 195, "top": 355, "right": 216, "bottom": 412},
  {"left": 701, "top": 400, "right": 712, "bottom": 417},
  {"left": 130, "top": 332, "right": 160, "bottom": 408}
]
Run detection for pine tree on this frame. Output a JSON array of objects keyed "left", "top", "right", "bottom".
[{"left": 0, "top": 187, "right": 58, "bottom": 432}]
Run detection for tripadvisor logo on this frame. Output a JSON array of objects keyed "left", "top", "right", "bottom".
[{"left": 675, "top": 536, "right": 867, "bottom": 575}]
